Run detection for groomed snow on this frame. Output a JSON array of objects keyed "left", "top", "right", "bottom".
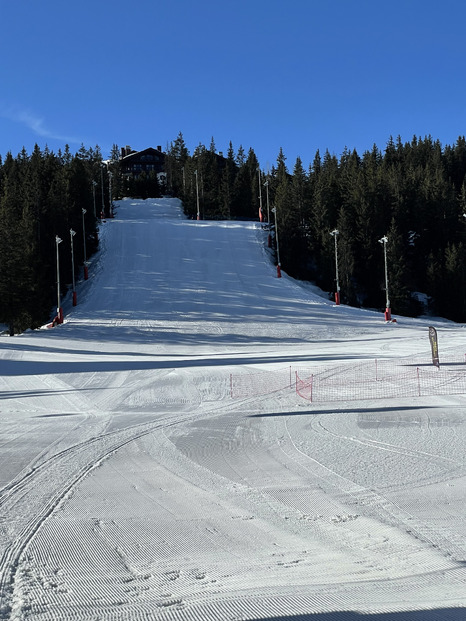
[{"left": 1, "top": 198, "right": 466, "bottom": 621}]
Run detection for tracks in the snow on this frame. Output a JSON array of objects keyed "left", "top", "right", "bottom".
[{"left": 0, "top": 413, "right": 187, "bottom": 619}]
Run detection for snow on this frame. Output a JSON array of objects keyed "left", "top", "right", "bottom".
[{"left": 1, "top": 197, "right": 466, "bottom": 620}]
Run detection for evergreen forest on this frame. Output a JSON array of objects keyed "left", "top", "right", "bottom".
[{"left": 1, "top": 132, "right": 466, "bottom": 335}]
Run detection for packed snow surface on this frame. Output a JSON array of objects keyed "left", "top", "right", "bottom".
[{"left": 1, "top": 198, "right": 466, "bottom": 621}]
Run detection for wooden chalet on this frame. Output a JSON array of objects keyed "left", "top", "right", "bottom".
[{"left": 120, "top": 146, "right": 165, "bottom": 177}]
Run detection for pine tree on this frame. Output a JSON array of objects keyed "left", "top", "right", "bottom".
[
  {"left": 219, "top": 142, "right": 237, "bottom": 219},
  {"left": 236, "top": 145, "right": 246, "bottom": 167},
  {"left": 438, "top": 243, "right": 466, "bottom": 321},
  {"left": 385, "top": 219, "right": 416, "bottom": 316},
  {"left": 308, "top": 150, "right": 341, "bottom": 288},
  {"left": 108, "top": 144, "right": 123, "bottom": 200},
  {"left": 166, "top": 132, "right": 189, "bottom": 197},
  {"left": 231, "top": 149, "right": 257, "bottom": 219},
  {"left": 0, "top": 161, "right": 38, "bottom": 333},
  {"left": 335, "top": 206, "right": 357, "bottom": 305}
]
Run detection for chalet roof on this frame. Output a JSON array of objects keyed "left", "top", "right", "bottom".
[{"left": 121, "top": 146, "right": 164, "bottom": 161}]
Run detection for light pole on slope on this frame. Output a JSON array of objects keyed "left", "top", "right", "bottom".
[
  {"left": 55, "top": 235, "right": 63, "bottom": 324},
  {"left": 108, "top": 171, "right": 114, "bottom": 217},
  {"left": 258, "top": 166, "right": 263, "bottom": 222},
  {"left": 100, "top": 164, "right": 106, "bottom": 218},
  {"left": 330, "top": 229, "right": 340, "bottom": 305},
  {"left": 194, "top": 169, "right": 200, "bottom": 220},
  {"left": 70, "top": 229, "right": 77, "bottom": 306},
  {"left": 264, "top": 179, "right": 272, "bottom": 247},
  {"left": 82, "top": 208, "right": 88, "bottom": 280},
  {"left": 92, "top": 180, "right": 97, "bottom": 218},
  {"left": 378, "top": 235, "right": 391, "bottom": 321},
  {"left": 272, "top": 206, "right": 281, "bottom": 278}
]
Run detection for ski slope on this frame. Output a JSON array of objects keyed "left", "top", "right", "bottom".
[{"left": 1, "top": 197, "right": 466, "bottom": 620}]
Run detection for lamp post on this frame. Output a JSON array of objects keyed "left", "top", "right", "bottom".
[
  {"left": 194, "top": 169, "right": 200, "bottom": 220},
  {"left": 272, "top": 206, "right": 281, "bottom": 278},
  {"left": 330, "top": 229, "right": 340, "bottom": 305},
  {"left": 378, "top": 235, "right": 391, "bottom": 321},
  {"left": 264, "top": 179, "right": 272, "bottom": 247},
  {"left": 70, "top": 229, "right": 77, "bottom": 306},
  {"left": 264, "top": 179, "right": 270, "bottom": 223},
  {"left": 108, "top": 171, "right": 114, "bottom": 217},
  {"left": 55, "top": 235, "right": 63, "bottom": 324},
  {"left": 100, "top": 164, "right": 105, "bottom": 218},
  {"left": 258, "top": 167, "right": 263, "bottom": 222},
  {"left": 82, "top": 208, "right": 88, "bottom": 280},
  {"left": 92, "top": 181, "right": 97, "bottom": 218}
]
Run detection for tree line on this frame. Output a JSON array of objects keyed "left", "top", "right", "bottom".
[
  {"left": 1, "top": 133, "right": 466, "bottom": 334},
  {"left": 165, "top": 132, "right": 466, "bottom": 322},
  {"left": 0, "top": 141, "right": 170, "bottom": 335},
  {"left": 0, "top": 144, "right": 113, "bottom": 335}
]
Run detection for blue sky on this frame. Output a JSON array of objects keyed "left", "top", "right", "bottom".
[{"left": 1, "top": 0, "right": 465, "bottom": 170}]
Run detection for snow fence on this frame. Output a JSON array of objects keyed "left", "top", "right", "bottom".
[{"left": 230, "top": 353, "right": 466, "bottom": 403}]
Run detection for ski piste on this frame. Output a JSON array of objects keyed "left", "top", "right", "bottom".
[{"left": 1, "top": 198, "right": 465, "bottom": 620}]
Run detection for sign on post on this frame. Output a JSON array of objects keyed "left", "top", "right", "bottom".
[{"left": 428, "top": 326, "right": 440, "bottom": 368}]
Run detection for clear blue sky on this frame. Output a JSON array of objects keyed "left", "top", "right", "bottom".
[{"left": 1, "top": 0, "right": 465, "bottom": 170}]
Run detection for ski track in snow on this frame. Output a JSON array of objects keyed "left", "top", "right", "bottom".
[{"left": 1, "top": 197, "right": 466, "bottom": 620}]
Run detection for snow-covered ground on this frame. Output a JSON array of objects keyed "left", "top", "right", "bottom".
[{"left": 1, "top": 197, "right": 466, "bottom": 621}]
